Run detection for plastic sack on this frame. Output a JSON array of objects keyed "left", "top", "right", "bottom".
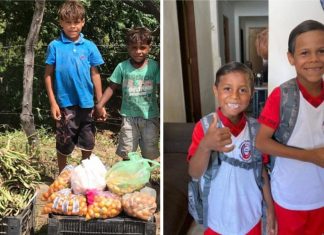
[
  {"left": 41, "top": 165, "right": 74, "bottom": 201},
  {"left": 106, "top": 152, "right": 160, "bottom": 195},
  {"left": 42, "top": 188, "right": 87, "bottom": 216},
  {"left": 71, "top": 154, "right": 107, "bottom": 195},
  {"left": 122, "top": 187, "right": 157, "bottom": 221},
  {"left": 85, "top": 189, "right": 122, "bottom": 220}
]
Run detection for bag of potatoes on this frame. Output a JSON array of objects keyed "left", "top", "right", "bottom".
[
  {"left": 41, "top": 165, "right": 74, "bottom": 201},
  {"left": 106, "top": 152, "right": 159, "bottom": 195},
  {"left": 122, "top": 187, "right": 157, "bottom": 221},
  {"left": 42, "top": 188, "right": 87, "bottom": 216},
  {"left": 85, "top": 189, "right": 122, "bottom": 220}
]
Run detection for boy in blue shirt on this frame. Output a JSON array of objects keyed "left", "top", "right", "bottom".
[
  {"left": 44, "top": 0, "right": 106, "bottom": 173},
  {"left": 96, "top": 27, "right": 160, "bottom": 160}
]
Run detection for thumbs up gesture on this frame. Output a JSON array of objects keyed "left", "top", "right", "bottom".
[{"left": 200, "top": 113, "right": 234, "bottom": 153}]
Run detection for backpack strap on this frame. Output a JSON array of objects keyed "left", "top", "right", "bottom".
[
  {"left": 200, "top": 112, "right": 222, "bottom": 227},
  {"left": 247, "top": 117, "right": 263, "bottom": 190},
  {"left": 274, "top": 78, "right": 300, "bottom": 144},
  {"left": 270, "top": 78, "right": 299, "bottom": 170}
]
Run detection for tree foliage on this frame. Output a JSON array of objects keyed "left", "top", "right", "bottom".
[{"left": 0, "top": 0, "right": 160, "bottom": 129}]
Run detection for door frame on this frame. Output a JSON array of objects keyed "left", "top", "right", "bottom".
[{"left": 177, "top": 0, "right": 201, "bottom": 122}]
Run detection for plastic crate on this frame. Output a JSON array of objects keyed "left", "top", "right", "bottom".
[
  {"left": 0, "top": 193, "right": 36, "bottom": 235},
  {"left": 48, "top": 214, "right": 156, "bottom": 235}
]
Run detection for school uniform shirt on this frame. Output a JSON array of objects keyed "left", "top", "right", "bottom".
[
  {"left": 109, "top": 58, "right": 160, "bottom": 119},
  {"left": 188, "top": 109, "right": 263, "bottom": 235},
  {"left": 45, "top": 32, "right": 104, "bottom": 108},
  {"left": 259, "top": 79, "right": 324, "bottom": 210}
]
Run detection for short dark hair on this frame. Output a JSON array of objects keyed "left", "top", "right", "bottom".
[
  {"left": 125, "top": 27, "right": 153, "bottom": 45},
  {"left": 58, "top": 0, "right": 85, "bottom": 21},
  {"left": 215, "top": 61, "right": 254, "bottom": 92},
  {"left": 288, "top": 20, "right": 324, "bottom": 54}
]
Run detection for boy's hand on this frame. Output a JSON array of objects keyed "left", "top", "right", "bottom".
[
  {"left": 51, "top": 103, "right": 61, "bottom": 121},
  {"left": 200, "top": 113, "right": 234, "bottom": 153},
  {"left": 266, "top": 207, "right": 278, "bottom": 235},
  {"left": 94, "top": 105, "right": 107, "bottom": 121}
]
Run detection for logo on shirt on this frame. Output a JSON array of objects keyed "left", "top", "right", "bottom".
[{"left": 239, "top": 140, "right": 251, "bottom": 161}]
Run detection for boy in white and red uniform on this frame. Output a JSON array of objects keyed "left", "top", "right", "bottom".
[
  {"left": 188, "top": 62, "right": 277, "bottom": 235},
  {"left": 256, "top": 20, "right": 324, "bottom": 235}
]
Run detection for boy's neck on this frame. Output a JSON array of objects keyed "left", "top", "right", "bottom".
[
  {"left": 130, "top": 58, "right": 148, "bottom": 69},
  {"left": 62, "top": 31, "right": 81, "bottom": 42},
  {"left": 297, "top": 78, "right": 322, "bottom": 97}
]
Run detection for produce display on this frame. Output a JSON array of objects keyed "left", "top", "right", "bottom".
[
  {"left": 85, "top": 190, "right": 122, "bottom": 220},
  {"left": 40, "top": 152, "right": 159, "bottom": 222},
  {"left": 122, "top": 190, "right": 157, "bottom": 221}
]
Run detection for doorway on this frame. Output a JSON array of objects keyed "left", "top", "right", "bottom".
[{"left": 177, "top": 0, "right": 201, "bottom": 122}]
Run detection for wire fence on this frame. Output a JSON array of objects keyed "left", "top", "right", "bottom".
[{"left": 0, "top": 40, "right": 160, "bottom": 133}]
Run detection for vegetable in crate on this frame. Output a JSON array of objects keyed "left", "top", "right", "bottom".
[
  {"left": 41, "top": 165, "right": 73, "bottom": 201},
  {"left": 122, "top": 187, "right": 157, "bottom": 221},
  {"left": 85, "top": 189, "right": 122, "bottom": 220},
  {"left": 42, "top": 188, "right": 87, "bottom": 216},
  {"left": 0, "top": 141, "right": 40, "bottom": 217},
  {"left": 106, "top": 152, "right": 160, "bottom": 195},
  {"left": 71, "top": 154, "right": 107, "bottom": 195}
]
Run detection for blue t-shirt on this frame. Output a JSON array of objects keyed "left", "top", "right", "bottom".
[{"left": 45, "top": 32, "right": 104, "bottom": 108}]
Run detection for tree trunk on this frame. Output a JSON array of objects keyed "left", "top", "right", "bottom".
[{"left": 20, "top": 0, "right": 45, "bottom": 146}]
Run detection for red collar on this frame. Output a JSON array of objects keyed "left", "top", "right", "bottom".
[
  {"left": 217, "top": 108, "right": 246, "bottom": 137},
  {"left": 297, "top": 79, "right": 324, "bottom": 107}
]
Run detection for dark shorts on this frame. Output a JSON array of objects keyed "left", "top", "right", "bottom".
[{"left": 56, "top": 106, "right": 95, "bottom": 156}]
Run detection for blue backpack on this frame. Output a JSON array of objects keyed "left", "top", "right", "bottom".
[{"left": 188, "top": 113, "right": 263, "bottom": 227}]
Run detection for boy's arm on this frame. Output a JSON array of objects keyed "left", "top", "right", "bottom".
[
  {"left": 256, "top": 124, "right": 324, "bottom": 167},
  {"left": 91, "top": 66, "right": 107, "bottom": 120},
  {"left": 91, "top": 66, "right": 103, "bottom": 103},
  {"left": 262, "top": 167, "right": 277, "bottom": 235},
  {"left": 189, "top": 113, "right": 234, "bottom": 178},
  {"left": 44, "top": 64, "right": 61, "bottom": 120},
  {"left": 96, "top": 82, "right": 119, "bottom": 109}
]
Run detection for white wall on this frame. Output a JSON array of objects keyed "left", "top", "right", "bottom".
[
  {"left": 163, "top": 0, "right": 186, "bottom": 122},
  {"left": 194, "top": 0, "right": 222, "bottom": 116},
  {"left": 217, "top": 1, "right": 236, "bottom": 64},
  {"left": 268, "top": 0, "right": 324, "bottom": 92}
]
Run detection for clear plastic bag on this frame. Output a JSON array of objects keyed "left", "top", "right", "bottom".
[
  {"left": 42, "top": 188, "right": 87, "bottom": 216},
  {"left": 85, "top": 189, "right": 122, "bottom": 220},
  {"left": 122, "top": 187, "right": 157, "bottom": 221},
  {"left": 41, "top": 165, "right": 74, "bottom": 201}
]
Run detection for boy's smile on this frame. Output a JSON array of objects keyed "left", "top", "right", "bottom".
[
  {"left": 213, "top": 71, "right": 252, "bottom": 123},
  {"left": 288, "top": 30, "right": 324, "bottom": 87},
  {"left": 128, "top": 43, "right": 151, "bottom": 68}
]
